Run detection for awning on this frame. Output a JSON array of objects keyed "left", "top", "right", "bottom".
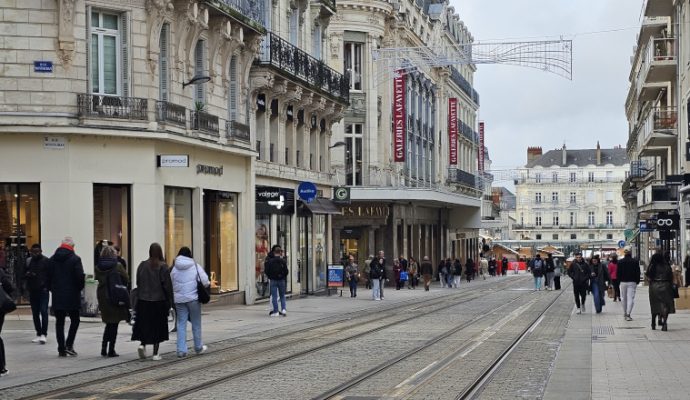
[{"left": 301, "top": 198, "right": 342, "bottom": 215}]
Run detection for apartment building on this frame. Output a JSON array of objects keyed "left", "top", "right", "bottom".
[
  {"left": 328, "top": 0, "right": 482, "bottom": 269},
  {"left": 514, "top": 145, "right": 628, "bottom": 251}
]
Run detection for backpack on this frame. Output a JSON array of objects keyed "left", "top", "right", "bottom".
[
  {"left": 532, "top": 259, "right": 543, "bottom": 275},
  {"left": 107, "top": 269, "right": 130, "bottom": 307}
]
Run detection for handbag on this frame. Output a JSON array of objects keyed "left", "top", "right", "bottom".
[
  {"left": 196, "top": 264, "right": 211, "bottom": 304},
  {"left": 672, "top": 284, "right": 680, "bottom": 299},
  {"left": 400, "top": 271, "right": 408, "bottom": 281},
  {"left": 607, "top": 286, "right": 614, "bottom": 299},
  {"left": 0, "top": 284, "right": 16, "bottom": 314}
]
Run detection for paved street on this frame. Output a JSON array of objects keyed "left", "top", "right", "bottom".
[{"left": 1, "top": 275, "right": 689, "bottom": 399}]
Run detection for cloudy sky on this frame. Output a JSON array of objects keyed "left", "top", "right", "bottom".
[{"left": 452, "top": 0, "right": 644, "bottom": 177}]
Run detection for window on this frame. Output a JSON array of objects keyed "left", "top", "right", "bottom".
[
  {"left": 552, "top": 172, "right": 558, "bottom": 183},
  {"left": 570, "top": 234, "right": 577, "bottom": 240},
  {"left": 164, "top": 187, "right": 193, "bottom": 263},
  {"left": 228, "top": 55, "right": 238, "bottom": 121},
  {"left": 194, "top": 40, "right": 206, "bottom": 104},
  {"left": 606, "top": 171, "right": 613, "bottom": 182},
  {"left": 606, "top": 211, "right": 613, "bottom": 225},
  {"left": 605, "top": 191, "right": 614, "bottom": 204},
  {"left": 535, "top": 173, "right": 542, "bottom": 183},
  {"left": 90, "top": 10, "right": 126, "bottom": 95},
  {"left": 553, "top": 212, "right": 559, "bottom": 226},
  {"left": 535, "top": 192, "right": 542, "bottom": 203},
  {"left": 606, "top": 234, "right": 613, "bottom": 240},
  {"left": 569, "top": 172, "right": 576, "bottom": 183},
  {"left": 256, "top": 140, "right": 261, "bottom": 160},
  {"left": 570, "top": 192, "right": 576, "bottom": 204},
  {"left": 536, "top": 234, "right": 542, "bottom": 240},
  {"left": 535, "top": 213, "right": 542, "bottom": 226},
  {"left": 345, "top": 123, "right": 363, "bottom": 186},
  {"left": 588, "top": 172, "right": 595, "bottom": 182},
  {"left": 553, "top": 234, "right": 559, "bottom": 240},
  {"left": 520, "top": 213, "right": 524, "bottom": 225},
  {"left": 552, "top": 192, "right": 558, "bottom": 203},
  {"left": 159, "top": 23, "right": 169, "bottom": 101},
  {"left": 586, "top": 191, "right": 596, "bottom": 204},
  {"left": 588, "top": 211, "right": 595, "bottom": 226},
  {"left": 588, "top": 233, "right": 595, "bottom": 240},
  {"left": 289, "top": 7, "right": 298, "bottom": 45},
  {"left": 569, "top": 212, "right": 576, "bottom": 226},
  {"left": 313, "top": 23, "right": 322, "bottom": 59},
  {"left": 344, "top": 42, "right": 363, "bottom": 90},
  {"left": 269, "top": 143, "right": 275, "bottom": 162}
]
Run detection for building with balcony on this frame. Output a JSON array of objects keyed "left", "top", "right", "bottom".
[
  {"left": 625, "top": 0, "right": 680, "bottom": 264},
  {"left": 328, "top": 0, "right": 482, "bottom": 270},
  {"left": 513, "top": 145, "right": 628, "bottom": 252},
  {"left": 0, "top": 0, "right": 268, "bottom": 304},
  {"left": 482, "top": 187, "right": 516, "bottom": 241}
]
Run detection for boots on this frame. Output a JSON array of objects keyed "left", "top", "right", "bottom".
[
  {"left": 108, "top": 340, "right": 119, "bottom": 357},
  {"left": 101, "top": 341, "right": 108, "bottom": 357}
]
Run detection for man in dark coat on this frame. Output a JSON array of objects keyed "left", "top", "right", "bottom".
[
  {"left": 265, "top": 244, "right": 289, "bottom": 317},
  {"left": 25, "top": 243, "right": 50, "bottom": 344},
  {"left": 47, "top": 237, "right": 85, "bottom": 357},
  {"left": 568, "top": 252, "right": 591, "bottom": 314},
  {"left": 618, "top": 247, "right": 641, "bottom": 321},
  {"left": 420, "top": 256, "right": 433, "bottom": 291}
]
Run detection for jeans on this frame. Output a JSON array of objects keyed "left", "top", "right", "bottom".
[
  {"left": 533, "top": 276, "right": 543, "bottom": 290},
  {"left": 348, "top": 278, "right": 357, "bottom": 297},
  {"left": 612, "top": 279, "right": 621, "bottom": 299},
  {"left": 453, "top": 275, "right": 462, "bottom": 288},
  {"left": 573, "top": 282, "right": 587, "bottom": 309},
  {"left": 30, "top": 289, "right": 49, "bottom": 336},
  {"left": 372, "top": 279, "right": 381, "bottom": 300},
  {"left": 592, "top": 283, "right": 604, "bottom": 313},
  {"left": 175, "top": 300, "right": 203, "bottom": 354},
  {"left": 545, "top": 272, "right": 555, "bottom": 289},
  {"left": 620, "top": 282, "right": 637, "bottom": 316},
  {"left": 54, "top": 309, "right": 80, "bottom": 353},
  {"left": 446, "top": 274, "right": 453, "bottom": 287},
  {"left": 379, "top": 278, "right": 385, "bottom": 298},
  {"left": 270, "top": 279, "right": 287, "bottom": 312}
]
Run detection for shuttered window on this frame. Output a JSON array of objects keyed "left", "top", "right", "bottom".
[
  {"left": 159, "top": 23, "right": 170, "bottom": 101},
  {"left": 194, "top": 40, "right": 206, "bottom": 104},
  {"left": 228, "top": 55, "right": 238, "bottom": 121}
]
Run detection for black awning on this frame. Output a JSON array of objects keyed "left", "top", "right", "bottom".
[{"left": 301, "top": 198, "right": 342, "bottom": 215}]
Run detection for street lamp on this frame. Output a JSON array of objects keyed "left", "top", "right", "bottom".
[
  {"left": 329, "top": 141, "right": 346, "bottom": 149},
  {"left": 182, "top": 75, "right": 211, "bottom": 89}
]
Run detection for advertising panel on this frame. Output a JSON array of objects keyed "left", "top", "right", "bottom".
[
  {"left": 393, "top": 72, "right": 406, "bottom": 162},
  {"left": 449, "top": 98, "right": 458, "bottom": 165}
]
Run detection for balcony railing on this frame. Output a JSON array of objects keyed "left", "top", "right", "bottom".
[
  {"left": 636, "top": 106, "right": 677, "bottom": 146},
  {"left": 449, "top": 66, "right": 480, "bottom": 106},
  {"left": 77, "top": 94, "right": 148, "bottom": 120},
  {"left": 447, "top": 168, "right": 482, "bottom": 190},
  {"left": 258, "top": 32, "right": 349, "bottom": 103},
  {"left": 214, "top": 0, "right": 265, "bottom": 27},
  {"left": 193, "top": 110, "right": 220, "bottom": 136},
  {"left": 226, "top": 120, "right": 250, "bottom": 143},
  {"left": 630, "top": 159, "right": 652, "bottom": 179},
  {"left": 156, "top": 101, "right": 186, "bottom": 127},
  {"left": 460, "top": 120, "right": 476, "bottom": 143}
]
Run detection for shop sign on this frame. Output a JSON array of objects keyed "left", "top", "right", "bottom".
[
  {"left": 392, "top": 70, "right": 406, "bottom": 162},
  {"left": 654, "top": 213, "right": 679, "bottom": 231},
  {"left": 34, "top": 61, "right": 53, "bottom": 73},
  {"left": 196, "top": 164, "right": 223, "bottom": 176},
  {"left": 297, "top": 181, "right": 317, "bottom": 203},
  {"left": 256, "top": 186, "right": 281, "bottom": 202},
  {"left": 43, "top": 136, "right": 66, "bottom": 150},
  {"left": 340, "top": 205, "right": 390, "bottom": 219},
  {"left": 333, "top": 187, "right": 350, "bottom": 203},
  {"left": 639, "top": 220, "right": 654, "bottom": 232},
  {"left": 448, "top": 98, "right": 458, "bottom": 165},
  {"left": 157, "top": 154, "right": 188, "bottom": 168},
  {"left": 478, "top": 122, "right": 485, "bottom": 172}
]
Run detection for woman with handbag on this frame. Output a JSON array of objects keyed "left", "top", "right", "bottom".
[
  {"left": 131, "top": 243, "right": 173, "bottom": 360},
  {"left": 95, "top": 245, "right": 129, "bottom": 357},
  {"left": 646, "top": 250, "right": 675, "bottom": 331},
  {"left": 170, "top": 247, "right": 210, "bottom": 357},
  {"left": 0, "top": 266, "right": 15, "bottom": 376}
]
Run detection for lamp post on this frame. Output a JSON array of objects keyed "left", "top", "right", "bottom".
[
  {"left": 182, "top": 75, "right": 211, "bottom": 89},
  {"left": 328, "top": 141, "right": 347, "bottom": 185}
]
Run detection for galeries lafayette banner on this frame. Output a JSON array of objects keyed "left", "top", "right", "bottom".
[
  {"left": 393, "top": 72, "right": 406, "bottom": 162},
  {"left": 448, "top": 98, "right": 458, "bottom": 165}
]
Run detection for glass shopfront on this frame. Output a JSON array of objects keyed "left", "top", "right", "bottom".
[
  {"left": 0, "top": 183, "right": 40, "bottom": 302},
  {"left": 255, "top": 186, "right": 294, "bottom": 298},
  {"left": 164, "top": 187, "right": 193, "bottom": 264},
  {"left": 93, "top": 184, "right": 130, "bottom": 275},
  {"left": 204, "top": 190, "right": 239, "bottom": 293}
]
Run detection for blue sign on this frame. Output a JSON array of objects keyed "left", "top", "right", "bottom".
[
  {"left": 33, "top": 61, "right": 53, "bottom": 73},
  {"left": 297, "top": 181, "right": 317, "bottom": 203},
  {"left": 327, "top": 265, "right": 344, "bottom": 287},
  {"left": 639, "top": 220, "right": 654, "bottom": 232},
  {"left": 617, "top": 240, "right": 626, "bottom": 248}
]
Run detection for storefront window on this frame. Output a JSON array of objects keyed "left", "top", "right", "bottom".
[
  {"left": 164, "top": 187, "right": 193, "bottom": 264},
  {"left": 0, "top": 183, "right": 40, "bottom": 302},
  {"left": 205, "top": 191, "right": 238, "bottom": 293},
  {"left": 277, "top": 214, "right": 292, "bottom": 293},
  {"left": 255, "top": 215, "right": 271, "bottom": 297},
  {"left": 93, "top": 184, "right": 130, "bottom": 275},
  {"left": 314, "top": 214, "right": 327, "bottom": 290}
]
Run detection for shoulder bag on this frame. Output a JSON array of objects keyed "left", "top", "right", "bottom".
[
  {"left": 0, "top": 284, "right": 16, "bottom": 314},
  {"left": 196, "top": 264, "right": 211, "bottom": 304}
]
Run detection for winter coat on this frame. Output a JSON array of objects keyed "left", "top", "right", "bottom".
[
  {"left": 95, "top": 257, "right": 130, "bottom": 323},
  {"left": 264, "top": 252, "right": 288, "bottom": 281},
  {"left": 545, "top": 258, "right": 555, "bottom": 273},
  {"left": 465, "top": 259, "right": 474, "bottom": 276},
  {"left": 0, "top": 268, "right": 14, "bottom": 305},
  {"left": 607, "top": 261, "right": 618, "bottom": 280},
  {"left": 530, "top": 258, "right": 545, "bottom": 277},
  {"left": 345, "top": 263, "right": 359, "bottom": 282},
  {"left": 409, "top": 261, "right": 418, "bottom": 276},
  {"left": 393, "top": 264, "right": 402, "bottom": 280},
  {"left": 617, "top": 255, "right": 641, "bottom": 283},
  {"left": 25, "top": 254, "right": 50, "bottom": 292},
  {"left": 135, "top": 260, "right": 173, "bottom": 306},
  {"left": 170, "top": 255, "right": 210, "bottom": 304},
  {"left": 453, "top": 260, "right": 463, "bottom": 276},
  {"left": 568, "top": 259, "right": 591, "bottom": 285},
  {"left": 420, "top": 261, "right": 433, "bottom": 276},
  {"left": 47, "top": 246, "right": 85, "bottom": 311},
  {"left": 590, "top": 261, "right": 611, "bottom": 290},
  {"left": 398, "top": 258, "right": 408, "bottom": 271},
  {"left": 646, "top": 254, "right": 675, "bottom": 315}
]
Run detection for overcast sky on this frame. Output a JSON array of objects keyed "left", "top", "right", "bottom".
[{"left": 452, "top": 0, "right": 644, "bottom": 177}]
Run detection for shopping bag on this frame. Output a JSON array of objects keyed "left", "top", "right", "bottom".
[{"left": 607, "top": 286, "right": 614, "bottom": 299}]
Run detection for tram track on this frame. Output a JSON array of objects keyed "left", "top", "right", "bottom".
[{"left": 10, "top": 277, "right": 529, "bottom": 400}]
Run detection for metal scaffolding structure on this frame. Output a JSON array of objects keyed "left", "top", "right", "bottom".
[{"left": 372, "top": 39, "right": 573, "bottom": 85}]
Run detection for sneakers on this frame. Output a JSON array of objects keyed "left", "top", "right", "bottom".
[
  {"left": 0, "top": 369, "right": 8, "bottom": 377},
  {"left": 195, "top": 345, "right": 207, "bottom": 355},
  {"left": 581, "top": 304, "right": 586, "bottom": 313},
  {"left": 177, "top": 353, "right": 187, "bottom": 358},
  {"left": 152, "top": 354, "right": 162, "bottom": 361},
  {"left": 39, "top": 335, "right": 46, "bottom": 344},
  {"left": 58, "top": 352, "right": 67, "bottom": 357},
  {"left": 576, "top": 308, "right": 582, "bottom": 314},
  {"left": 64, "top": 347, "right": 77, "bottom": 357},
  {"left": 32, "top": 337, "right": 41, "bottom": 343},
  {"left": 269, "top": 311, "right": 279, "bottom": 317},
  {"left": 279, "top": 309, "right": 287, "bottom": 317},
  {"left": 137, "top": 345, "right": 146, "bottom": 360},
  {"left": 625, "top": 315, "right": 633, "bottom": 321}
]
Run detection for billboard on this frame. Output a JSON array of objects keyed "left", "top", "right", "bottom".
[
  {"left": 479, "top": 121, "right": 485, "bottom": 172},
  {"left": 393, "top": 72, "right": 406, "bottom": 162},
  {"left": 449, "top": 98, "right": 458, "bottom": 165}
]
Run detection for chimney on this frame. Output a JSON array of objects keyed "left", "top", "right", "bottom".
[
  {"left": 527, "top": 146, "right": 543, "bottom": 164},
  {"left": 596, "top": 141, "right": 601, "bottom": 165},
  {"left": 562, "top": 143, "right": 567, "bottom": 166}
]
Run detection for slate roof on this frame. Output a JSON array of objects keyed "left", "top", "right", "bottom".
[{"left": 526, "top": 147, "right": 628, "bottom": 168}]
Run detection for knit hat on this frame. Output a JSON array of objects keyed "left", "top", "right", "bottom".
[{"left": 61, "top": 236, "right": 75, "bottom": 248}]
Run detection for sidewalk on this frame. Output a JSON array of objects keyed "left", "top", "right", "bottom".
[{"left": 545, "top": 284, "right": 690, "bottom": 400}]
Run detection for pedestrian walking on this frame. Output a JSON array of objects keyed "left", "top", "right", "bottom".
[
  {"left": 465, "top": 258, "right": 474, "bottom": 283},
  {"left": 171, "top": 247, "right": 210, "bottom": 357},
  {"left": 590, "top": 255, "right": 610, "bottom": 314},
  {"left": 545, "top": 254, "right": 556, "bottom": 290},
  {"left": 684, "top": 251, "right": 690, "bottom": 287},
  {"left": 0, "top": 265, "right": 14, "bottom": 376},
  {"left": 95, "top": 245, "right": 129, "bottom": 357},
  {"left": 479, "top": 257, "right": 488, "bottom": 280},
  {"left": 530, "top": 254, "right": 545, "bottom": 291},
  {"left": 345, "top": 255, "right": 359, "bottom": 297},
  {"left": 568, "top": 252, "right": 591, "bottom": 314},
  {"left": 618, "top": 247, "right": 641, "bottom": 321},
  {"left": 420, "top": 256, "right": 433, "bottom": 291},
  {"left": 438, "top": 259, "right": 447, "bottom": 288},
  {"left": 553, "top": 257, "right": 562, "bottom": 290},
  {"left": 502, "top": 256, "right": 509, "bottom": 276},
  {"left": 24, "top": 243, "right": 50, "bottom": 344},
  {"left": 408, "top": 257, "right": 418, "bottom": 289},
  {"left": 452, "top": 259, "right": 463, "bottom": 288},
  {"left": 132, "top": 243, "right": 173, "bottom": 361},
  {"left": 375, "top": 251, "right": 388, "bottom": 299},
  {"left": 364, "top": 255, "right": 373, "bottom": 289},
  {"left": 47, "top": 237, "right": 85, "bottom": 357},
  {"left": 369, "top": 255, "right": 384, "bottom": 300},
  {"left": 608, "top": 255, "right": 621, "bottom": 301},
  {"left": 265, "top": 245, "right": 289, "bottom": 316},
  {"left": 445, "top": 259, "right": 454, "bottom": 287},
  {"left": 646, "top": 250, "right": 675, "bottom": 331},
  {"left": 393, "top": 259, "right": 403, "bottom": 290}
]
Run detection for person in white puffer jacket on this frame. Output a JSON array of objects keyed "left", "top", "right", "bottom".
[{"left": 170, "top": 247, "right": 210, "bottom": 358}]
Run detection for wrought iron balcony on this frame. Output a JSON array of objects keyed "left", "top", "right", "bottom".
[
  {"left": 447, "top": 168, "right": 482, "bottom": 190},
  {"left": 156, "top": 101, "right": 186, "bottom": 127},
  {"left": 226, "top": 120, "right": 250, "bottom": 143},
  {"left": 449, "top": 66, "right": 480, "bottom": 106},
  {"left": 460, "top": 120, "right": 477, "bottom": 143},
  {"left": 193, "top": 110, "right": 220, "bottom": 136},
  {"left": 258, "top": 32, "right": 349, "bottom": 104},
  {"left": 630, "top": 160, "right": 653, "bottom": 180},
  {"left": 77, "top": 94, "right": 147, "bottom": 120},
  {"left": 210, "top": 0, "right": 265, "bottom": 28}
]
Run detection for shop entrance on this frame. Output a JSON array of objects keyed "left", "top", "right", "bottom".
[
  {"left": 298, "top": 215, "right": 311, "bottom": 294},
  {"left": 203, "top": 190, "right": 239, "bottom": 293},
  {"left": 93, "top": 184, "right": 130, "bottom": 276},
  {"left": 0, "top": 183, "right": 40, "bottom": 303}
]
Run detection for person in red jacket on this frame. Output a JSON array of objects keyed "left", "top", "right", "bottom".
[{"left": 608, "top": 255, "right": 621, "bottom": 302}]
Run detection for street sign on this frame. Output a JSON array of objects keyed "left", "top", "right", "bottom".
[
  {"left": 639, "top": 220, "right": 654, "bottom": 232},
  {"left": 617, "top": 240, "right": 626, "bottom": 248},
  {"left": 297, "top": 181, "right": 317, "bottom": 203}
]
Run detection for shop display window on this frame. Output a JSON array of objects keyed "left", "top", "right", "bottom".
[
  {"left": 164, "top": 187, "right": 193, "bottom": 264},
  {"left": 93, "top": 184, "right": 130, "bottom": 275},
  {"left": 205, "top": 191, "right": 239, "bottom": 293}
]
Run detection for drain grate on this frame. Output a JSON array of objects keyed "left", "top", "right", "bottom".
[{"left": 592, "top": 325, "right": 615, "bottom": 336}]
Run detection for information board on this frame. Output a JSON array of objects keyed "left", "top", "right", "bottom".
[{"left": 327, "top": 264, "right": 344, "bottom": 287}]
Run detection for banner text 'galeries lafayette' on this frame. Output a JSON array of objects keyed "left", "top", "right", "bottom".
[
  {"left": 449, "top": 98, "right": 458, "bottom": 165},
  {"left": 393, "top": 72, "right": 406, "bottom": 162}
]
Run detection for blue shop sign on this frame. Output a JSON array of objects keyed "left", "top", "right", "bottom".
[
  {"left": 297, "top": 181, "right": 317, "bottom": 203},
  {"left": 34, "top": 61, "right": 53, "bottom": 73}
]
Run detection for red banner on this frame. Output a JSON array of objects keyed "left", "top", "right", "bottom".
[
  {"left": 393, "top": 72, "right": 406, "bottom": 162},
  {"left": 448, "top": 98, "right": 458, "bottom": 165},
  {"left": 479, "top": 122, "right": 485, "bottom": 172}
]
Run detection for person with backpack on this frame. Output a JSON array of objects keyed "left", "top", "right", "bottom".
[
  {"left": 171, "top": 247, "right": 210, "bottom": 356},
  {"left": 369, "top": 255, "right": 383, "bottom": 300},
  {"left": 95, "top": 245, "right": 130, "bottom": 357},
  {"left": 568, "top": 252, "right": 592, "bottom": 314},
  {"left": 544, "top": 254, "right": 556, "bottom": 290},
  {"left": 452, "top": 259, "right": 463, "bottom": 288},
  {"left": 530, "top": 254, "right": 545, "bottom": 291}
]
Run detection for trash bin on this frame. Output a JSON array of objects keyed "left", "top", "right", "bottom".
[{"left": 81, "top": 275, "right": 99, "bottom": 317}]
